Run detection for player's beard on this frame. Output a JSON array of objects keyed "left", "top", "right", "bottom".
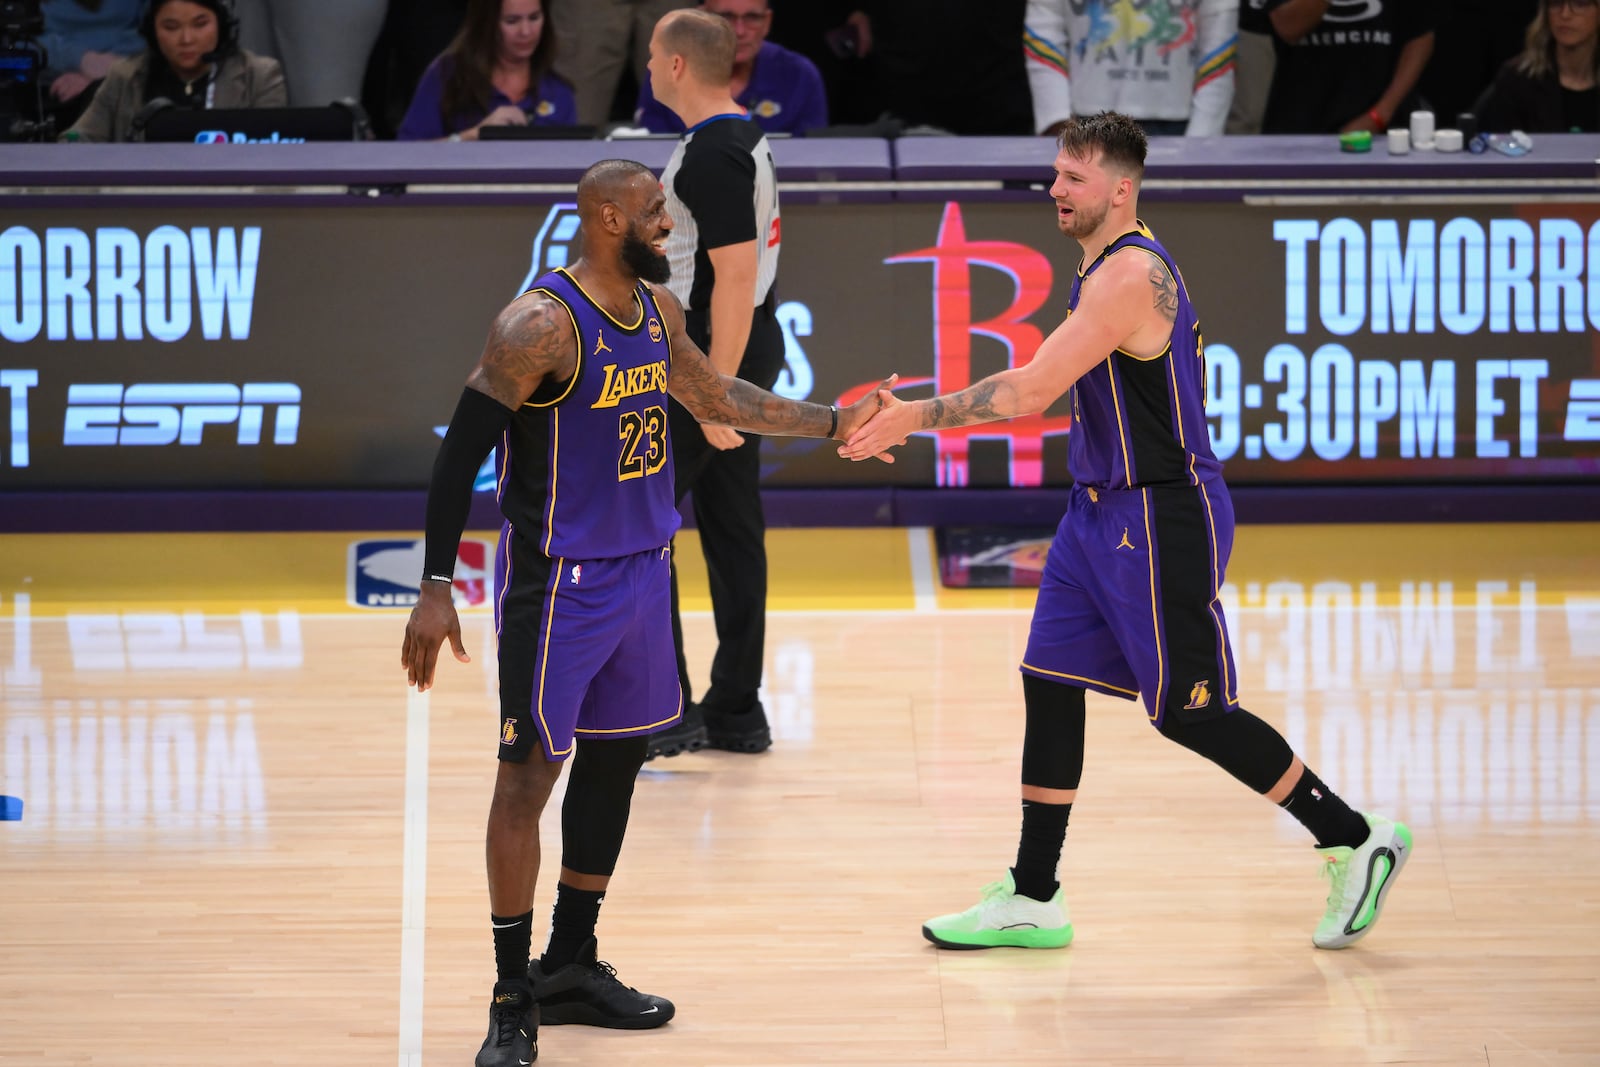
[
  {"left": 622, "top": 224, "right": 671, "bottom": 284},
  {"left": 1060, "top": 198, "right": 1109, "bottom": 240}
]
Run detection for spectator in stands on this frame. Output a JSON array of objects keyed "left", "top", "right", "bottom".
[
  {"left": 551, "top": 0, "right": 693, "bottom": 127},
  {"left": 1474, "top": 0, "right": 1599, "bottom": 133},
  {"left": 1418, "top": 0, "right": 1539, "bottom": 124},
  {"left": 234, "top": 0, "right": 386, "bottom": 107},
  {"left": 1226, "top": 0, "right": 1274, "bottom": 133},
  {"left": 60, "top": 0, "right": 285, "bottom": 142},
  {"left": 40, "top": 0, "right": 145, "bottom": 125},
  {"left": 1023, "top": 0, "right": 1239, "bottom": 137},
  {"left": 1259, "top": 0, "right": 1435, "bottom": 134},
  {"left": 397, "top": 0, "right": 575, "bottom": 141},
  {"left": 633, "top": 0, "right": 828, "bottom": 134}
]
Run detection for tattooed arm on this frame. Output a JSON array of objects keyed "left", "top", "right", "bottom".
[
  {"left": 401, "top": 293, "right": 578, "bottom": 691},
  {"left": 840, "top": 246, "right": 1166, "bottom": 462},
  {"left": 657, "top": 283, "right": 887, "bottom": 440},
  {"left": 465, "top": 292, "right": 580, "bottom": 408}
]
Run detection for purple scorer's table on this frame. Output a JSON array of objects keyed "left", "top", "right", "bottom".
[{"left": 1, "top": 133, "right": 1595, "bottom": 204}]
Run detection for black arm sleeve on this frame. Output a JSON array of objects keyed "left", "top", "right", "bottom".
[{"left": 422, "top": 387, "right": 515, "bottom": 582}]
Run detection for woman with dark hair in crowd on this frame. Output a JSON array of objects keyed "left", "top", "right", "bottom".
[
  {"left": 60, "top": 0, "right": 285, "bottom": 142},
  {"left": 396, "top": 0, "right": 575, "bottom": 141},
  {"left": 1474, "top": 0, "right": 1600, "bottom": 132}
]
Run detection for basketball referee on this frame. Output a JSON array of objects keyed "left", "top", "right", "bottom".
[{"left": 643, "top": 8, "right": 785, "bottom": 758}]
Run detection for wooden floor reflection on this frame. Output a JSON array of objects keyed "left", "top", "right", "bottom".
[{"left": 1, "top": 523, "right": 1596, "bottom": 1066}]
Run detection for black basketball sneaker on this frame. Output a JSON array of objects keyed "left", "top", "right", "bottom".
[
  {"left": 529, "top": 937, "right": 674, "bottom": 1029},
  {"left": 475, "top": 979, "right": 538, "bottom": 1066}
]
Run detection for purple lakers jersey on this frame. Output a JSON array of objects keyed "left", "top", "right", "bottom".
[
  {"left": 497, "top": 268, "right": 680, "bottom": 559},
  {"left": 1067, "top": 224, "right": 1222, "bottom": 491}
]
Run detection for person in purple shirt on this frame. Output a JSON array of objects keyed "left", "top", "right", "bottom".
[
  {"left": 397, "top": 0, "right": 576, "bottom": 141},
  {"left": 634, "top": 0, "right": 828, "bottom": 135}
]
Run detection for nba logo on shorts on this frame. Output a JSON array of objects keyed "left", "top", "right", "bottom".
[
  {"left": 194, "top": 131, "right": 230, "bottom": 144},
  {"left": 348, "top": 538, "right": 492, "bottom": 608}
]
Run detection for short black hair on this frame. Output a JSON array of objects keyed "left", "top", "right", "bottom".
[{"left": 1056, "top": 112, "right": 1147, "bottom": 183}]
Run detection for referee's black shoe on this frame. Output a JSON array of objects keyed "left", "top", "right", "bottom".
[
  {"left": 704, "top": 701, "right": 772, "bottom": 753},
  {"left": 475, "top": 979, "right": 538, "bottom": 1066},
  {"left": 643, "top": 703, "right": 707, "bottom": 760},
  {"left": 530, "top": 937, "right": 675, "bottom": 1029}
]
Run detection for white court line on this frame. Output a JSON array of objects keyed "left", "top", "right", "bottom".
[
  {"left": 398, "top": 686, "right": 430, "bottom": 1067},
  {"left": 907, "top": 526, "right": 938, "bottom": 613}
]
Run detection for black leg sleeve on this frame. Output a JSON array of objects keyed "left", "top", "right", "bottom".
[
  {"left": 1020, "top": 674, "right": 1086, "bottom": 791},
  {"left": 1158, "top": 708, "right": 1296, "bottom": 794},
  {"left": 559, "top": 736, "right": 649, "bottom": 877}
]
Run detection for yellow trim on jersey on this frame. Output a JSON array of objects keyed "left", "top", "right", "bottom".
[
  {"left": 523, "top": 288, "right": 584, "bottom": 410},
  {"left": 536, "top": 556, "right": 572, "bottom": 758},
  {"left": 1106, "top": 358, "right": 1133, "bottom": 484},
  {"left": 1074, "top": 220, "right": 1159, "bottom": 278},
  {"left": 543, "top": 407, "right": 560, "bottom": 557},
  {"left": 1114, "top": 341, "right": 1171, "bottom": 363},
  {"left": 575, "top": 712, "right": 682, "bottom": 736},
  {"left": 1020, "top": 662, "right": 1139, "bottom": 698},
  {"left": 1139, "top": 488, "right": 1164, "bottom": 722},
  {"left": 1108, "top": 244, "right": 1174, "bottom": 362},
  {"left": 1166, "top": 342, "right": 1187, "bottom": 450},
  {"left": 557, "top": 267, "right": 645, "bottom": 330},
  {"left": 1198, "top": 480, "right": 1237, "bottom": 704},
  {"left": 494, "top": 523, "right": 513, "bottom": 626}
]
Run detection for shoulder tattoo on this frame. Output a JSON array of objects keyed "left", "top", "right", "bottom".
[{"left": 1149, "top": 258, "right": 1179, "bottom": 324}]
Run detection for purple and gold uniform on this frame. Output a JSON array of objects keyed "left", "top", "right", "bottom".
[
  {"left": 492, "top": 268, "right": 684, "bottom": 762},
  {"left": 1022, "top": 223, "right": 1240, "bottom": 727}
]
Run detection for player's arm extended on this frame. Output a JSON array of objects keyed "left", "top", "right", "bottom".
[
  {"left": 657, "top": 281, "right": 861, "bottom": 438},
  {"left": 402, "top": 294, "right": 577, "bottom": 690},
  {"left": 840, "top": 251, "right": 1153, "bottom": 461}
]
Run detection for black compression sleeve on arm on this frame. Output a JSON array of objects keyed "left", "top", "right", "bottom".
[{"left": 422, "top": 387, "right": 515, "bottom": 582}]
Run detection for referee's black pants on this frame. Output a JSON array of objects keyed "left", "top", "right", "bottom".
[{"left": 666, "top": 305, "right": 785, "bottom": 716}]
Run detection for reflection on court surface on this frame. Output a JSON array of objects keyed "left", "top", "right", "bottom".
[{"left": 1, "top": 524, "right": 1597, "bottom": 1066}]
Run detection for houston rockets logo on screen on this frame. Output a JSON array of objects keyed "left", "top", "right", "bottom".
[{"left": 842, "top": 202, "right": 1072, "bottom": 487}]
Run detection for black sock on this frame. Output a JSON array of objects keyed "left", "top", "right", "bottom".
[
  {"left": 1011, "top": 800, "right": 1071, "bottom": 901},
  {"left": 491, "top": 910, "right": 533, "bottom": 983},
  {"left": 540, "top": 883, "right": 605, "bottom": 972},
  {"left": 1280, "top": 769, "right": 1369, "bottom": 849}
]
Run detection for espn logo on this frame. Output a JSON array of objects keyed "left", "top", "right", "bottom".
[{"left": 63, "top": 382, "right": 301, "bottom": 446}]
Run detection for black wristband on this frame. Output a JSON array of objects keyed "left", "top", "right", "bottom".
[
  {"left": 423, "top": 387, "right": 514, "bottom": 581},
  {"left": 827, "top": 403, "right": 838, "bottom": 439}
]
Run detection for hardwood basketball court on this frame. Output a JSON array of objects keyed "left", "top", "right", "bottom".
[{"left": 2, "top": 523, "right": 1596, "bottom": 1065}]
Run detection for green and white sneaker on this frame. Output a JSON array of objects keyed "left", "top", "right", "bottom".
[
  {"left": 1313, "top": 813, "right": 1413, "bottom": 950},
  {"left": 922, "top": 870, "right": 1074, "bottom": 950}
]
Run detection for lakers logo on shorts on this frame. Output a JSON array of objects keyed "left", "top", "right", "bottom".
[
  {"left": 1184, "top": 681, "right": 1211, "bottom": 710},
  {"left": 501, "top": 718, "right": 518, "bottom": 745}
]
